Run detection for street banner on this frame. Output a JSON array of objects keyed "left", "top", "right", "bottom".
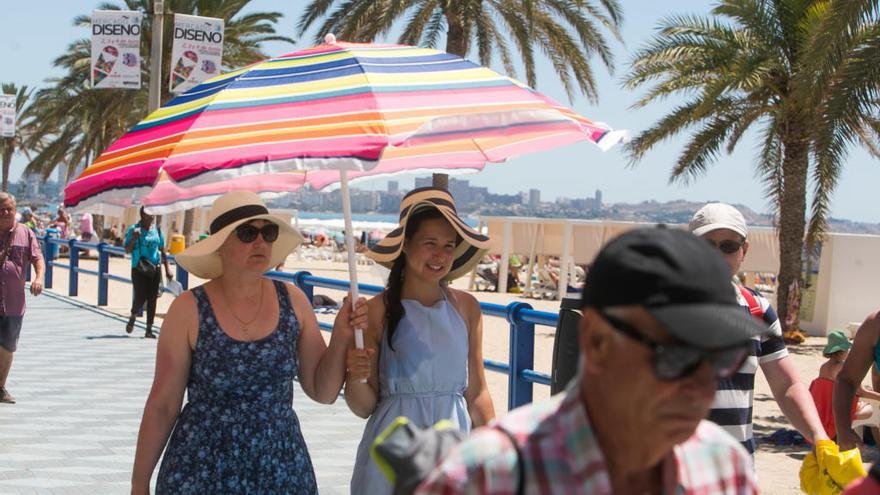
[
  {"left": 0, "top": 95, "right": 15, "bottom": 138},
  {"left": 90, "top": 10, "right": 143, "bottom": 89},
  {"left": 169, "top": 14, "right": 224, "bottom": 94}
]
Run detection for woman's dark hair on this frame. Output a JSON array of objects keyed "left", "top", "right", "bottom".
[{"left": 384, "top": 207, "right": 451, "bottom": 351}]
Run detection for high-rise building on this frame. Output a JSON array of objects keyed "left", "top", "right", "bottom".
[
  {"left": 388, "top": 180, "right": 399, "bottom": 193},
  {"left": 595, "top": 189, "right": 603, "bottom": 208},
  {"left": 26, "top": 174, "right": 40, "bottom": 198},
  {"left": 529, "top": 188, "right": 540, "bottom": 207}
]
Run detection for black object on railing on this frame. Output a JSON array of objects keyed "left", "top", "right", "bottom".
[{"left": 550, "top": 297, "right": 582, "bottom": 395}]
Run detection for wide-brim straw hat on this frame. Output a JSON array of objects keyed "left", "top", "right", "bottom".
[
  {"left": 368, "top": 187, "right": 490, "bottom": 282},
  {"left": 175, "top": 190, "right": 303, "bottom": 279}
]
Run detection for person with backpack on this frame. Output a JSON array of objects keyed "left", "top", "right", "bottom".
[
  {"left": 417, "top": 228, "right": 762, "bottom": 493},
  {"left": 689, "top": 202, "right": 828, "bottom": 456},
  {"left": 344, "top": 187, "right": 496, "bottom": 495}
]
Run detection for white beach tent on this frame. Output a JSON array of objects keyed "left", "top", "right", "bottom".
[{"left": 479, "top": 216, "right": 780, "bottom": 299}]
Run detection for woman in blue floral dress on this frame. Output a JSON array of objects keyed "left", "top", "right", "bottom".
[{"left": 131, "top": 191, "right": 367, "bottom": 494}]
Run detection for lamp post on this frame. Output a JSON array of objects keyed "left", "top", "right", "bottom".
[{"left": 147, "top": 1, "right": 165, "bottom": 114}]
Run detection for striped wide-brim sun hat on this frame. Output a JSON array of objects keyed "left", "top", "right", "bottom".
[{"left": 368, "top": 187, "right": 490, "bottom": 282}]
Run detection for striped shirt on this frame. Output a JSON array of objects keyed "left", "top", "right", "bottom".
[
  {"left": 708, "top": 284, "right": 787, "bottom": 454},
  {"left": 416, "top": 379, "right": 757, "bottom": 495}
]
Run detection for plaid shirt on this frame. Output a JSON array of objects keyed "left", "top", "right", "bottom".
[{"left": 416, "top": 379, "right": 757, "bottom": 494}]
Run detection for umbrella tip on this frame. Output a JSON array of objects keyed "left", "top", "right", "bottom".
[{"left": 324, "top": 33, "right": 337, "bottom": 45}]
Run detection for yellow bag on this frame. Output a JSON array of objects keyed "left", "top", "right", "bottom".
[{"left": 800, "top": 440, "right": 867, "bottom": 494}]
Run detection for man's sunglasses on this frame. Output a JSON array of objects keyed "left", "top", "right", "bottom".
[
  {"left": 704, "top": 238, "right": 744, "bottom": 254},
  {"left": 600, "top": 311, "right": 750, "bottom": 381},
  {"left": 235, "top": 222, "right": 279, "bottom": 243}
]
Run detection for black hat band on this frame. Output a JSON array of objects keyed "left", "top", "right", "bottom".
[{"left": 210, "top": 204, "right": 269, "bottom": 234}]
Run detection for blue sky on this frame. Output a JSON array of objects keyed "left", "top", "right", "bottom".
[{"left": 2, "top": 1, "right": 879, "bottom": 222}]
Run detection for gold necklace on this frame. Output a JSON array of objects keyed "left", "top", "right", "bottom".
[{"left": 222, "top": 280, "right": 264, "bottom": 338}]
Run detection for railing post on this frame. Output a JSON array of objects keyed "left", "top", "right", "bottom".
[
  {"left": 175, "top": 260, "right": 189, "bottom": 290},
  {"left": 292, "top": 271, "right": 314, "bottom": 302},
  {"left": 42, "top": 236, "right": 53, "bottom": 289},
  {"left": 97, "top": 242, "right": 109, "bottom": 306},
  {"left": 507, "top": 301, "right": 535, "bottom": 410},
  {"left": 68, "top": 239, "right": 79, "bottom": 297}
]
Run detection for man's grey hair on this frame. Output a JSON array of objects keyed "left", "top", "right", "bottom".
[{"left": 0, "top": 192, "right": 15, "bottom": 205}]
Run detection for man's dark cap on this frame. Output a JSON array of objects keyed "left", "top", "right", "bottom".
[{"left": 581, "top": 227, "right": 765, "bottom": 349}]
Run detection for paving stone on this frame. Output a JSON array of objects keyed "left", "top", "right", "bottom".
[{"left": 0, "top": 292, "right": 366, "bottom": 494}]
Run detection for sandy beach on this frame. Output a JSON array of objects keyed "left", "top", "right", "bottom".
[{"left": 37, "top": 252, "right": 875, "bottom": 493}]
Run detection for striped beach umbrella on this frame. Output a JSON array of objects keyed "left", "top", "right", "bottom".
[
  {"left": 62, "top": 35, "right": 626, "bottom": 351},
  {"left": 63, "top": 35, "right": 626, "bottom": 214}
]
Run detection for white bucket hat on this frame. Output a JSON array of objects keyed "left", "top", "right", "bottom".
[{"left": 174, "top": 191, "right": 303, "bottom": 279}]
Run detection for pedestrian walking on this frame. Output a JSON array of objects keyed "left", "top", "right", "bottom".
[
  {"left": 0, "top": 192, "right": 45, "bottom": 404},
  {"left": 130, "top": 191, "right": 366, "bottom": 494},
  {"left": 124, "top": 207, "right": 172, "bottom": 339},
  {"left": 689, "top": 203, "right": 828, "bottom": 457},
  {"left": 345, "top": 187, "right": 496, "bottom": 495}
]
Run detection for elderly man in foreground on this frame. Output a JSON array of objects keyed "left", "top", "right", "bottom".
[{"left": 417, "top": 227, "right": 763, "bottom": 494}]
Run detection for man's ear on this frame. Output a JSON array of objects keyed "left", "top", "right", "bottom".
[
  {"left": 579, "top": 309, "right": 613, "bottom": 375},
  {"left": 741, "top": 238, "right": 750, "bottom": 258}
]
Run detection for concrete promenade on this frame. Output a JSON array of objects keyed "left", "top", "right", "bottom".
[{"left": 0, "top": 290, "right": 365, "bottom": 495}]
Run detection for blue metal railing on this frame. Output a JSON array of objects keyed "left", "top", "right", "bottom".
[{"left": 35, "top": 233, "right": 555, "bottom": 410}]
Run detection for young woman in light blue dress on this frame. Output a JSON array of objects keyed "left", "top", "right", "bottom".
[{"left": 345, "top": 187, "right": 496, "bottom": 495}]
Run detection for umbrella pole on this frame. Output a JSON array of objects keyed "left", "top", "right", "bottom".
[{"left": 339, "top": 170, "right": 367, "bottom": 361}]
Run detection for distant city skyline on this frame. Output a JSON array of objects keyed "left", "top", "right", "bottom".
[{"left": 3, "top": 1, "right": 879, "bottom": 222}]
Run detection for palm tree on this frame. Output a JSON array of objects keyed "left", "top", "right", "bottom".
[
  {"left": 297, "top": 0, "right": 623, "bottom": 102},
  {"left": 24, "top": 0, "right": 293, "bottom": 182},
  {"left": 0, "top": 84, "right": 33, "bottom": 192},
  {"left": 799, "top": 0, "right": 880, "bottom": 246},
  {"left": 624, "top": 0, "right": 880, "bottom": 332},
  {"left": 24, "top": 0, "right": 293, "bottom": 240}
]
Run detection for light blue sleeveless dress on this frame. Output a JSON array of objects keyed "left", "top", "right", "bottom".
[{"left": 350, "top": 292, "right": 471, "bottom": 494}]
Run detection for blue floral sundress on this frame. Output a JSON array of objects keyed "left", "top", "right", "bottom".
[{"left": 156, "top": 280, "right": 317, "bottom": 494}]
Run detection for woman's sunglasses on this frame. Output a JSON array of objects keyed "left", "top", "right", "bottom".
[
  {"left": 235, "top": 223, "right": 279, "bottom": 243},
  {"left": 600, "top": 311, "right": 750, "bottom": 381},
  {"left": 704, "top": 238, "right": 744, "bottom": 254}
]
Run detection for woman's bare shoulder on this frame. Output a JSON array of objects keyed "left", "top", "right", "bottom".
[
  {"left": 281, "top": 280, "right": 309, "bottom": 305},
  {"left": 446, "top": 287, "right": 480, "bottom": 317},
  {"left": 366, "top": 292, "right": 386, "bottom": 310},
  {"left": 856, "top": 311, "right": 880, "bottom": 341},
  {"left": 163, "top": 290, "right": 199, "bottom": 343},
  {"left": 167, "top": 290, "right": 198, "bottom": 318}
]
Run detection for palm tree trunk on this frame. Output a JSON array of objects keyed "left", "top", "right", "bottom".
[
  {"left": 443, "top": 5, "right": 467, "bottom": 58},
  {"left": 1, "top": 139, "right": 13, "bottom": 192},
  {"left": 183, "top": 209, "right": 195, "bottom": 246},
  {"left": 776, "top": 122, "right": 810, "bottom": 334},
  {"left": 440, "top": 6, "right": 466, "bottom": 188}
]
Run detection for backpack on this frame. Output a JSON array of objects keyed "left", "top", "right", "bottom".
[
  {"left": 737, "top": 285, "right": 765, "bottom": 320},
  {"left": 371, "top": 416, "right": 525, "bottom": 495}
]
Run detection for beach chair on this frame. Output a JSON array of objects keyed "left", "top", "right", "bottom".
[
  {"left": 473, "top": 266, "right": 496, "bottom": 291},
  {"left": 533, "top": 267, "right": 559, "bottom": 300}
]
